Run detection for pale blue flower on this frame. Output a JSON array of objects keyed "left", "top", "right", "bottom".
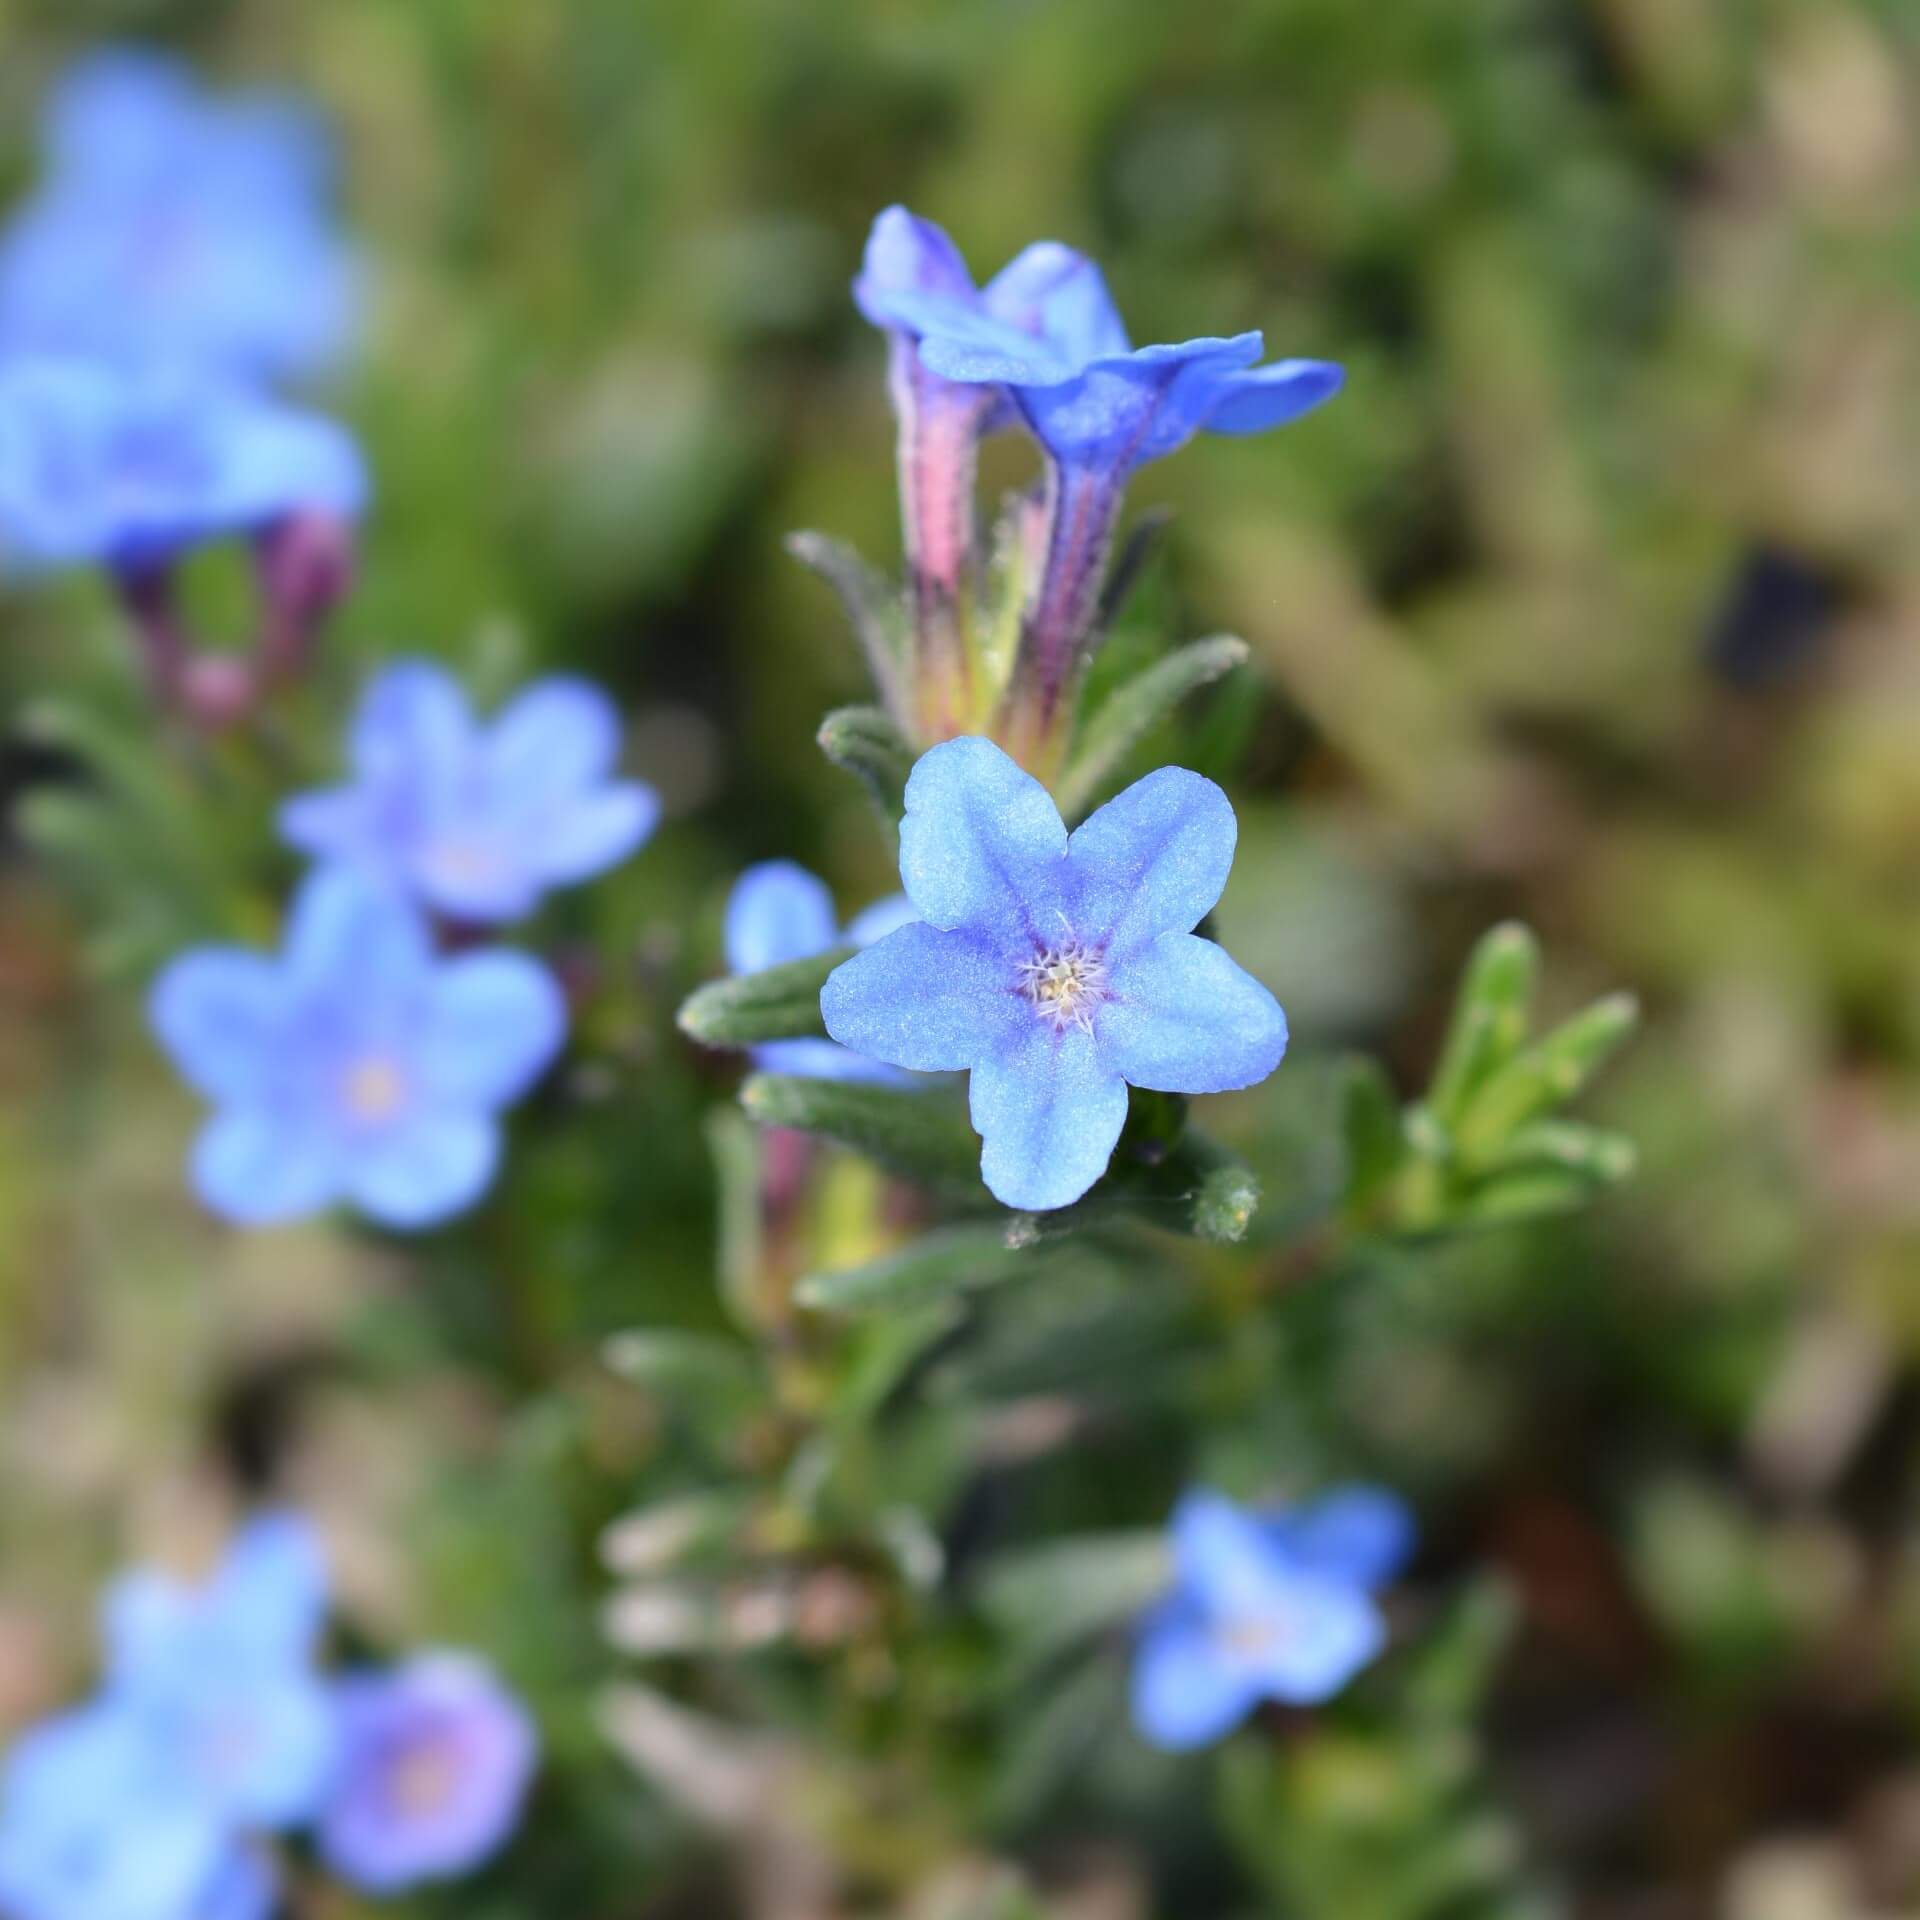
[
  {"left": 279, "top": 662, "right": 659, "bottom": 924},
  {"left": 1132, "top": 1487, "right": 1414, "bottom": 1751},
  {"left": 0, "top": 48, "right": 357, "bottom": 380},
  {"left": 150, "top": 865, "right": 567, "bottom": 1229},
  {"left": 821, "top": 737, "right": 1286, "bottom": 1210},
  {"left": 0, "top": 356, "right": 365, "bottom": 577},
  {"left": 317, "top": 1653, "right": 536, "bottom": 1893},
  {"left": 725, "top": 859, "right": 913, "bottom": 1082}
]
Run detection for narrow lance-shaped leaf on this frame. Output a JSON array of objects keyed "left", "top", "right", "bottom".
[
  {"left": 1338, "top": 1054, "right": 1406, "bottom": 1216},
  {"left": 798, "top": 1222, "right": 1035, "bottom": 1315},
  {"left": 1426, "top": 922, "right": 1540, "bottom": 1128},
  {"left": 739, "top": 1071, "right": 985, "bottom": 1192},
  {"left": 676, "top": 947, "right": 851, "bottom": 1047},
  {"left": 1454, "top": 991, "right": 1640, "bottom": 1161},
  {"left": 1056, "top": 634, "right": 1251, "bottom": 819},
  {"left": 816, "top": 704, "right": 913, "bottom": 834},
  {"left": 786, "top": 530, "right": 908, "bottom": 719}
]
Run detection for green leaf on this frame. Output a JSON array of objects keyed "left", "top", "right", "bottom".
[
  {"left": 703, "top": 1107, "right": 767, "bottom": 1334},
  {"left": 798, "top": 1223, "right": 1031, "bottom": 1315},
  {"left": 739, "top": 1072, "right": 984, "bottom": 1191},
  {"left": 1454, "top": 1167, "right": 1603, "bottom": 1225},
  {"left": 1338, "top": 1054, "right": 1406, "bottom": 1213},
  {"left": 602, "top": 1330, "right": 763, "bottom": 1409},
  {"left": 1454, "top": 991, "right": 1639, "bottom": 1160},
  {"left": 816, "top": 704, "right": 913, "bottom": 833},
  {"left": 1091, "top": 505, "right": 1174, "bottom": 637},
  {"left": 785, "top": 531, "right": 907, "bottom": 717},
  {"left": 1489, "top": 1119, "right": 1638, "bottom": 1184},
  {"left": 1005, "top": 1126, "right": 1261, "bottom": 1246},
  {"left": 1427, "top": 922, "right": 1540, "bottom": 1127},
  {"left": 676, "top": 947, "right": 850, "bottom": 1048},
  {"left": 1056, "top": 634, "right": 1250, "bottom": 818},
  {"left": 978, "top": 1531, "right": 1169, "bottom": 1671}
]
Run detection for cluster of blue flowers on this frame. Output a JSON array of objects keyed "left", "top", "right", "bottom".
[
  {"left": 0, "top": 51, "right": 367, "bottom": 720},
  {"left": 0, "top": 1514, "right": 535, "bottom": 1919},
  {"left": 152, "top": 661, "right": 657, "bottom": 1229}
]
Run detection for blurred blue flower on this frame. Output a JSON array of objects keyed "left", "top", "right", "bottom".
[
  {"left": 316, "top": 1653, "right": 536, "bottom": 1893},
  {"left": 1132, "top": 1487, "right": 1414, "bottom": 1751},
  {"left": 279, "top": 661, "right": 659, "bottom": 924},
  {"left": 101, "top": 1512, "right": 336, "bottom": 1833},
  {"left": 821, "top": 737, "right": 1286, "bottom": 1210},
  {"left": 0, "top": 356, "right": 366, "bottom": 577},
  {"left": 0, "top": 48, "right": 357, "bottom": 381},
  {"left": 725, "top": 859, "right": 914, "bottom": 1082},
  {"left": 0, "top": 1702, "right": 273, "bottom": 1920},
  {"left": 150, "top": 864, "right": 567, "bottom": 1229}
]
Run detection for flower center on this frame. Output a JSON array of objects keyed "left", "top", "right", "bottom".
[
  {"left": 389, "top": 1737, "right": 459, "bottom": 1817},
  {"left": 1215, "top": 1613, "right": 1284, "bottom": 1661},
  {"left": 1016, "top": 932, "right": 1109, "bottom": 1034},
  {"left": 342, "top": 1055, "right": 408, "bottom": 1123}
]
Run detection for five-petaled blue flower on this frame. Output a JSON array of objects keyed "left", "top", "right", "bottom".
[
  {"left": 1132, "top": 1487, "right": 1415, "bottom": 1752},
  {"left": 279, "top": 661, "right": 659, "bottom": 924},
  {"left": 820, "top": 737, "right": 1287, "bottom": 1211},
  {"left": 726, "top": 860, "right": 914, "bottom": 1082},
  {"left": 0, "top": 49, "right": 358, "bottom": 381},
  {"left": 877, "top": 209, "right": 1342, "bottom": 483},
  {"left": 150, "top": 864, "right": 567, "bottom": 1229},
  {"left": 316, "top": 1653, "right": 537, "bottom": 1894},
  {"left": 0, "top": 357, "right": 366, "bottom": 577}
]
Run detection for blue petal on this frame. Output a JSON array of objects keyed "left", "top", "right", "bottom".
[
  {"left": 278, "top": 785, "right": 377, "bottom": 864},
  {"left": 342, "top": 1111, "right": 499, "bottom": 1229},
  {"left": 821, "top": 922, "right": 1022, "bottom": 1072},
  {"left": 898, "top": 736, "right": 1067, "bottom": 936},
  {"left": 349, "top": 660, "right": 475, "bottom": 797},
  {"left": 1268, "top": 1487, "right": 1416, "bottom": 1591},
  {"left": 1004, "top": 335, "right": 1266, "bottom": 474},
  {"left": 1100, "top": 934, "right": 1287, "bottom": 1094},
  {"left": 484, "top": 676, "right": 623, "bottom": 806},
  {"left": 1204, "top": 358, "right": 1345, "bottom": 435},
  {"left": 415, "top": 953, "right": 567, "bottom": 1107},
  {"left": 1170, "top": 1490, "right": 1289, "bottom": 1616},
  {"left": 149, "top": 951, "right": 286, "bottom": 1104},
  {"left": 751, "top": 1037, "right": 895, "bottom": 1083},
  {"left": 199, "top": 1846, "right": 279, "bottom": 1920},
  {"left": 845, "top": 893, "right": 917, "bottom": 947},
  {"left": 209, "top": 1511, "right": 331, "bottom": 1660},
  {"left": 1066, "top": 765, "right": 1237, "bottom": 956},
  {"left": 969, "top": 1020, "right": 1128, "bottom": 1210},
  {"left": 535, "top": 782, "right": 659, "bottom": 885},
  {"left": 853, "top": 206, "right": 976, "bottom": 331},
  {"left": 981, "top": 241, "right": 1129, "bottom": 361},
  {"left": 1240, "top": 1576, "right": 1387, "bottom": 1706},
  {"left": 726, "top": 861, "right": 840, "bottom": 974},
  {"left": 903, "top": 301, "right": 1080, "bottom": 385},
  {"left": 282, "top": 865, "right": 433, "bottom": 999},
  {"left": 210, "top": 392, "right": 367, "bottom": 524},
  {"left": 1130, "top": 1601, "right": 1259, "bottom": 1751},
  {"left": 191, "top": 1108, "right": 340, "bottom": 1226}
]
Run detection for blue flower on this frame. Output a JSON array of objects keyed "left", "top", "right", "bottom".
[
  {"left": 0, "top": 356, "right": 366, "bottom": 577},
  {"left": 100, "top": 1512, "right": 336, "bottom": 1832},
  {"left": 0, "top": 49, "right": 357, "bottom": 381},
  {"left": 820, "top": 737, "right": 1287, "bottom": 1210},
  {"left": 725, "top": 859, "right": 914, "bottom": 1082},
  {"left": 149, "top": 865, "right": 567, "bottom": 1229},
  {"left": 1131, "top": 1487, "right": 1415, "bottom": 1752},
  {"left": 0, "top": 1702, "right": 273, "bottom": 1920},
  {"left": 886, "top": 229, "right": 1342, "bottom": 483},
  {"left": 279, "top": 662, "right": 659, "bottom": 924},
  {"left": 316, "top": 1653, "right": 537, "bottom": 1893}
]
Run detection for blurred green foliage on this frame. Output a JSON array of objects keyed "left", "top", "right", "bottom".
[{"left": 4, "top": 0, "right": 1920, "bottom": 1916}]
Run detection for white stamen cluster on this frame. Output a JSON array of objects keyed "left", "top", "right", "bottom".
[{"left": 1016, "top": 931, "right": 1110, "bottom": 1034}]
